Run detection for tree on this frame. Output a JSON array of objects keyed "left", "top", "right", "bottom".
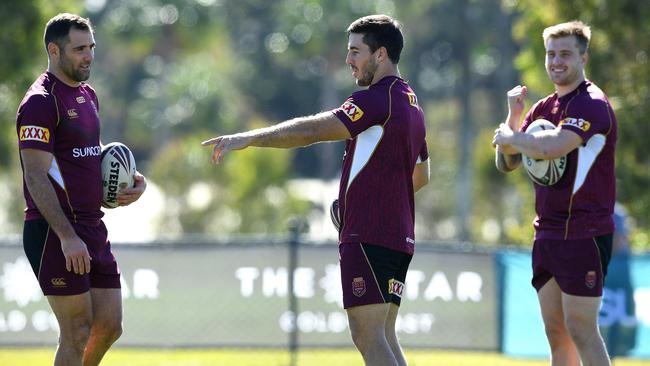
[{"left": 0, "top": 0, "right": 82, "bottom": 233}]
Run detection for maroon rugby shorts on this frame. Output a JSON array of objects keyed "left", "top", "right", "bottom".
[
  {"left": 532, "top": 234, "right": 612, "bottom": 297},
  {"left": 23, "top": 219, "right": 121, "bottom": 295},
  {"left": 339, "top": 242, "right": 412, "bottom": 309}
]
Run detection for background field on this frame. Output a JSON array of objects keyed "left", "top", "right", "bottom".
[
  {"left": 1, "top": 348, "right": 649, "bottom": 366},
  {"left": 1, "top": 1, "right": 648, "bottom": 365}
]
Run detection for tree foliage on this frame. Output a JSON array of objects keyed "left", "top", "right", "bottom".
[
  {"left": 0, "top": 0, "right": 83, "bottom": 233},
  {"left": 0, "top": 1, "right": 80, "bottom": 168},
  {"left": 0, "top": 0, "right": 647, "bottom": 247}
]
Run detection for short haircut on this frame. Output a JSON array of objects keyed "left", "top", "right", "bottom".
[
  {"left": 44, "top": 13, "right": 94, "bottom": 51},
  {"left": 542, "top": 20, "right": 591, "bottom": 55},
  {"left": 347, "top": 14, "right": 404, "bottom": 64}
]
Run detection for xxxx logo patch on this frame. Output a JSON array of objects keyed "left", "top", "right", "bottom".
[
  {"left": 388, "top": 278, "right": 404, "bottom": 297},
  {"left": 407, "top": 92, "right": 418, "bottom": 107},
  {"left": 19, "top": 125, "right": 50, "bottom": 143},
  {"left": 340, "top": 100, "right": 364, "bottom": 122},
  {"left": 560, "top": 117, "right": 591, "bottom": 132}
]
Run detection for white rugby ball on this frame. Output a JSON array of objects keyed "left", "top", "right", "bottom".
[
  {"left": 522, "top": 119, "right": 567, "bottom": 186},
  {"left": 100, "top": 142, "right": 136, "bottom": 208}
]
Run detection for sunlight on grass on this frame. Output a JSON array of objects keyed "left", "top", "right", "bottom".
[{"left": 0, "top": 348, "right": 647, "bottom": 366}]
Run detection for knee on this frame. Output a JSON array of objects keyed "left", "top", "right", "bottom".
[
  {"left": 94, "top": 320, "right": 123, "bottom": 344},
  {"left": 350, "top": 321, "right": 371, "bottom": 352},
  {"left": 106, "top": 322, "right": 123, "bottom": 343},
  {"left": 348, "top": 320, "right": 368, "bottom": 350},
  {"left": 348, "top": 320, "right": 383, "bottom": 353},
  {"left": 544, "top": 320, "right": 571, "bottom": 348},
  {"left": 385, "top": 327, "right": 398, "bottom": 344},
  {"left": 60, "top": 317, "right": 92, "bottom": 351},
  {"left": 565, "top": 316, "right": 595, "bottom": 346}
]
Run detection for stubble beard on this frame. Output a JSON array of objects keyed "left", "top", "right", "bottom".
[
  {"left": 59, "top": 53, "right": 90, "bottom": 83},
  {"left": 356, "top": 59, "right": 378, "bottom": 87},
  {"left": 547, "top": 65, "right": 580, "bottom": 88}
]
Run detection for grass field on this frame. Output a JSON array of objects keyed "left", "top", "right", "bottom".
[{"left": 1, "top": 348, "right": 649, "bottom": 366}]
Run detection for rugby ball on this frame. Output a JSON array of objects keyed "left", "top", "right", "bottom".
[
  {"left": 522, "top": 119, "right": 567, "bottom": 186},
  {"left": 330, "top": 199, "right": 341, "bottom": 232},
  {"left": 100, "top": 142, "right": 136, "bottom": 208}
]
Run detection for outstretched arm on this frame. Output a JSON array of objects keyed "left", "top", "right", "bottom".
[{"left": 201, "top": 111, "right": 351, "bottom": 164}]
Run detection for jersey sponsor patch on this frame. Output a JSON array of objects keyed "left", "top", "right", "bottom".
[
  {"left": 560, "top": 117, "right": 591, "bottom": 132},
  {"left": 388, "top": 278, "right": 404, "bottom": 297},
  {"left": 340, "top": 100, "right": 364, "bottom": 122},
  {"left": 76, "top": 96, "right": 86, "bottom": 104},
  {"left": 407, "top": 92, "right": 418, "bottom": 107},
  {"left": 19, "top": 125, "right": 50, "bottom": 143}
]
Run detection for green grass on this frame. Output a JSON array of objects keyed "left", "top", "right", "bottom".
[{"left": 0, "top": 348, "right": 648, "bottom": 366}]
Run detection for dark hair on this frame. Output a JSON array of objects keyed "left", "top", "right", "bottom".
[
  {"left": 44, "top": 13, "right": 94, "bottom": 51},
  {"left": 347, "top": 14, "right": 403, "bottom": 64},
  {"left": 543, "top": 20, "right": 591, "bottom": 55}
]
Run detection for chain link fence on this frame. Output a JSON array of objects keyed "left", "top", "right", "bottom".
[{"left": 1, "top": 233, "right": 648, "bottom": 360}]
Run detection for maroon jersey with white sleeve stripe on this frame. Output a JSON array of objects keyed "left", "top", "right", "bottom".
[
  {"left": 520, "top": 80, "right": 616, "bottom": 240},
  {"left": 17, "top": 71, "right": 104, "bottom": 226},
  {"left": 332, "top": 76, "right": 428, "bottom": 254}
]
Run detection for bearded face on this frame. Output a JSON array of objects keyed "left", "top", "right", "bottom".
[
  {"left": 50, "top": 28, "right": 95, "bottom": 85},
  {"left": 346, "top": 32, "right": 380, "bottom": 87},
  {"left": 356, "top": 56, "right": 378, "bottom": 87},
  {"left": 58, "top": 46, "right": 91, "bottom": 82}
]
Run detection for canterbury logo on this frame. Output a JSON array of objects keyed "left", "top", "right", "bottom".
[
  {"left": 51, "top": 278, "right": 67, "bottom": 287},
  {"left": 19, "top": 126, "right": 50, "bottom": 143},
  {"left": 340, "top": 100, "right": 364, "bottom": 122}
]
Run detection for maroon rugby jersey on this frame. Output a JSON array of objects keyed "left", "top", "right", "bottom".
[
  {"left": 332, "top": 76, "right": 428, "bottom": 254},
  {"left": 17, "top": 71, "right": 104, "bottom": 226},
  {"left": 520, "top": 80, "right": 616, "bottom": 240}
]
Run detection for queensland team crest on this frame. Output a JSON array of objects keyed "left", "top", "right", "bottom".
[
  {"left": 352, "top": 277, "right": 366, "bottom": 297},
  {"left": 585, "top": 271, "right": 597, "bottom": 289}
]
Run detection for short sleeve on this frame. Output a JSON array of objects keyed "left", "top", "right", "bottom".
[
  {"left": 17, "top": 94, "right": 58, "bottom": 152},
  {"left": 560, "top": 99, "right": 612, "bottom": 142},
  {"left": 418, "top": 141, "right": 429, "bottom": 163},
  {"left": 332, "top": 90, "right": 389, "bottom": 138}
]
